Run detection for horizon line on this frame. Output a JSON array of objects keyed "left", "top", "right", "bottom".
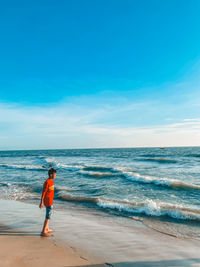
[{"left": 0, "top": 145, "right": 199, "bottom": 152}]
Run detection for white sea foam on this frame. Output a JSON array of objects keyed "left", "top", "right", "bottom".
[
  {"left": 0, "top": 163, "right": 47, "bottom": 170},
  {"left": 57, "top": 163, "right": 83, "bottom": 171},
  {"left": 57, "top": 163, "right": 115, "bottom": 173},
  {"left": 56, "top": 189, "right": 200, "bottom": 221},
  {"left": 97, "top": 198, "right": 200, "bottom": 221},
  {"left": 115, "top": 167, "right": 200, "bottom": 190},
  {"left": 0, "top": 183, "right": 36, "bottom": 201},
  {"left": 42, "top": 157, "right": 58, "bottom": 167},
  {"left": 44, "top": 157, "right": 55, "bottom": 163}
]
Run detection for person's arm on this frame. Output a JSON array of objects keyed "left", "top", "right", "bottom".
[{"left": 39, "top": 181, "right": 48, "bottom": 208}]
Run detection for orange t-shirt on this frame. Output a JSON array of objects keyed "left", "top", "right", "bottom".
[{"left": 42, "top": 178, "right": 54, "bottom": 207}]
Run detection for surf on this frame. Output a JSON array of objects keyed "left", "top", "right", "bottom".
[
  {"left": 56, "top": 191, "right": 200, "bottom": 222},
  {"left": 116, "top": 167, "right": 200, "bottom": 191},
  {"left": 0, "top": 163, "right": 47, "bottom": 171}
]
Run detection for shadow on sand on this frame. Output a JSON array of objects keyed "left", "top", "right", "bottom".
[
  {"left": 0, "top": 231, "right": 40, "bottom": 236},
  {"left": 0, "top": 225, "right": 41, "bottom": 236}
]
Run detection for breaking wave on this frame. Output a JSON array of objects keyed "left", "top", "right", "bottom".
[
  {"left": 57, "top": 163, "right": 83, "bottom": 171},
  {"left": 56, "top": 192, "right": 200, "bottom": 221},
  {"left": 97, "top": 199, "right": 200, "bottom": 221},
  {"left": 49, "top": 161, "right": 117, "bottom": 174},
  {"left": 116, "top": 167, "right": 200, "bottom": 190},
  {"left": 0, "top": 163, "right": 47, "bottom": 171},
  {"left": 0, "top": 183, "right": 37, "bottom": 201}
]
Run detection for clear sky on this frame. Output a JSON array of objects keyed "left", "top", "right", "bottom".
[{"left": 0, "top": 0, "right": 200, "bottom": 149}]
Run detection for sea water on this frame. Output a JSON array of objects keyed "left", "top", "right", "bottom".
[{"left": 0, "top": 147, "right": 200, "bottom": 238}]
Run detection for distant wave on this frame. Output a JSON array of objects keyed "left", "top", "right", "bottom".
[
  {"left": 115, "top": 167, "right": 200, "bottom": 190},
  {"left": 38, "top": 157, "right": 58, "bottom": 167},
  {"left": 139, "top": 154, "right": 168, "bottom": 158},
  {"left": 186, "top": 154, "right": 200, "bottom": 158},
  {"left": 140, "top": 153, "right": 200, "bottom": 159},
  {"left": 28, "top": 158, "right": 200, "bottom": 191},
  {"left": 56, "top": 192, "right": 200, "bottom": 221},
  {"left": 57, "top": 163, "right": 83, "bottom": 171},
  {"left": 36, "top": 156, "right": 83, "bottom": 170},
  {"left": 57, "top": 192, "right": 98, "bottom": 204},
  {"left": 54, "top": 162, "right": 116, "bottom": 174},
  {"left": 83, "top": 166, "right": 115, "bottom": 172},
  {"left": 139, "top": 158, "right": 178, "bottom": 163},
  {"left": 55, "top": 186, "right": 74, "bottom": 192},
  {"left": 78, "top": 170, "right": 115, "bottom": 178},
  {"left": 0, "top": 163, "right": 47, "bottom": 171},
  {"left": 0, "top": 160, "right": 84, "bottom": 172}
]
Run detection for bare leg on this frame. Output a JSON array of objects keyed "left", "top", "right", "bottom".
[{"left": 41, "top": 219, "right": 50, "bottom": 236}]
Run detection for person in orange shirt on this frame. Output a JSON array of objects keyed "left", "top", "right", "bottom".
[{"left": 39, "top": 167, "right": 56, "bottom": 236}]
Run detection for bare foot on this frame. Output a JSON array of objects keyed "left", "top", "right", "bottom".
[
  {"left": 40, "top": 232, "right": 51, "bottom": 237},
  {"left": 47, "top": 229, "right": 54, "bottom": 233}
]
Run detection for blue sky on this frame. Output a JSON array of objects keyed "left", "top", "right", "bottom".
[{"left": 0, "top": 0, "right": 200, "bottom": 149}]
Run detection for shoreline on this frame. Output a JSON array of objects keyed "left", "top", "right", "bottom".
[{"left": 1, "top": 199, "right": 200, "bottom": 266}]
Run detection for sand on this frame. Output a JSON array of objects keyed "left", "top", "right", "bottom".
[
  {"left": 1, "top": 200, "right": 200, "bottom": 267},
  {"left": 1, "top": 226, "right": 200, "bottom": 267},
  {"left": 0, "top": 224, "right": 105, "bottom": 267}
]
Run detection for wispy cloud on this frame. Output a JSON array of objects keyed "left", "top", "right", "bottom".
[
  {"left": 1, "top": 70, "right": 200, "bottom": 149},
  {"left": 0, "top": 100, "right": 200, "bottom": 149}
]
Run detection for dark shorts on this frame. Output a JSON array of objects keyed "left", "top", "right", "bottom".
[{"left": 46, "top": 205, "right": 53, "bottom": 219}]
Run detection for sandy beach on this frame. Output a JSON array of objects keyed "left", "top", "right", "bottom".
[
  {"left": 0, "top": 224, "right": 100, "bottom": 267},
  {"left": 1, "top": 231, "right": 200, "bottom": 267},
  {"left": 1, "top": 200, "right": 200, "bottom": 267}
]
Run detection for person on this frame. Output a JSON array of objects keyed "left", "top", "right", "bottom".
[{"left": 39, "top": 167, "right": 56, "bottom": 237}]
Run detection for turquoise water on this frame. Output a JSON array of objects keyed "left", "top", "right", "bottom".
[{"left": 0, "top": 147, "right": 200, "bottom": 222}]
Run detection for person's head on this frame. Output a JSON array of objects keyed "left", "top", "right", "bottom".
[{"left": 48, "top": 168, "right": 57, "bottom": 179}]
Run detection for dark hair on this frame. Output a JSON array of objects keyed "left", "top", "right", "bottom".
[{"left": 48, "top": 168, "right": 57, "bottom": 176}]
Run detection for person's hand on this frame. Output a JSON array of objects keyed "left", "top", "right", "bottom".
[{"left": 39, "top": 202, "right": 43, "bottom": 209}]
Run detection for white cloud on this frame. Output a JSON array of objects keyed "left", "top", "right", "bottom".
[{"left": 0, "top": 102, "right": 200, "bottom": 149}]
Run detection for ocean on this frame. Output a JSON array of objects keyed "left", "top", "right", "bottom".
[{"left": 0, "top": 147, "right": 200, "bottom": 238}]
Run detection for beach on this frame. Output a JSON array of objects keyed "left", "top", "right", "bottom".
[
  {"left": 0, "top": 200, "right": 104, "bottom": 267},
  {"left": 1, "top": 148, "right": 200, "bottom": 266},
  {"left": 1, "top": 199, "right": 200, "bottom": 267},
  {"left": 0, "top": 225, "right": 94, "bottom": 267},
  {"left": 1, "top": 0, "right": 200, "bottom": 264}
]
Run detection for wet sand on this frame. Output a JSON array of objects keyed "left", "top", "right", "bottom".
[
  {"left": 1, "top": 200, "right": 200, "bottom": 267},
  {"left": 0, "top": 224, "right": 98, "bottom": 267}
]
